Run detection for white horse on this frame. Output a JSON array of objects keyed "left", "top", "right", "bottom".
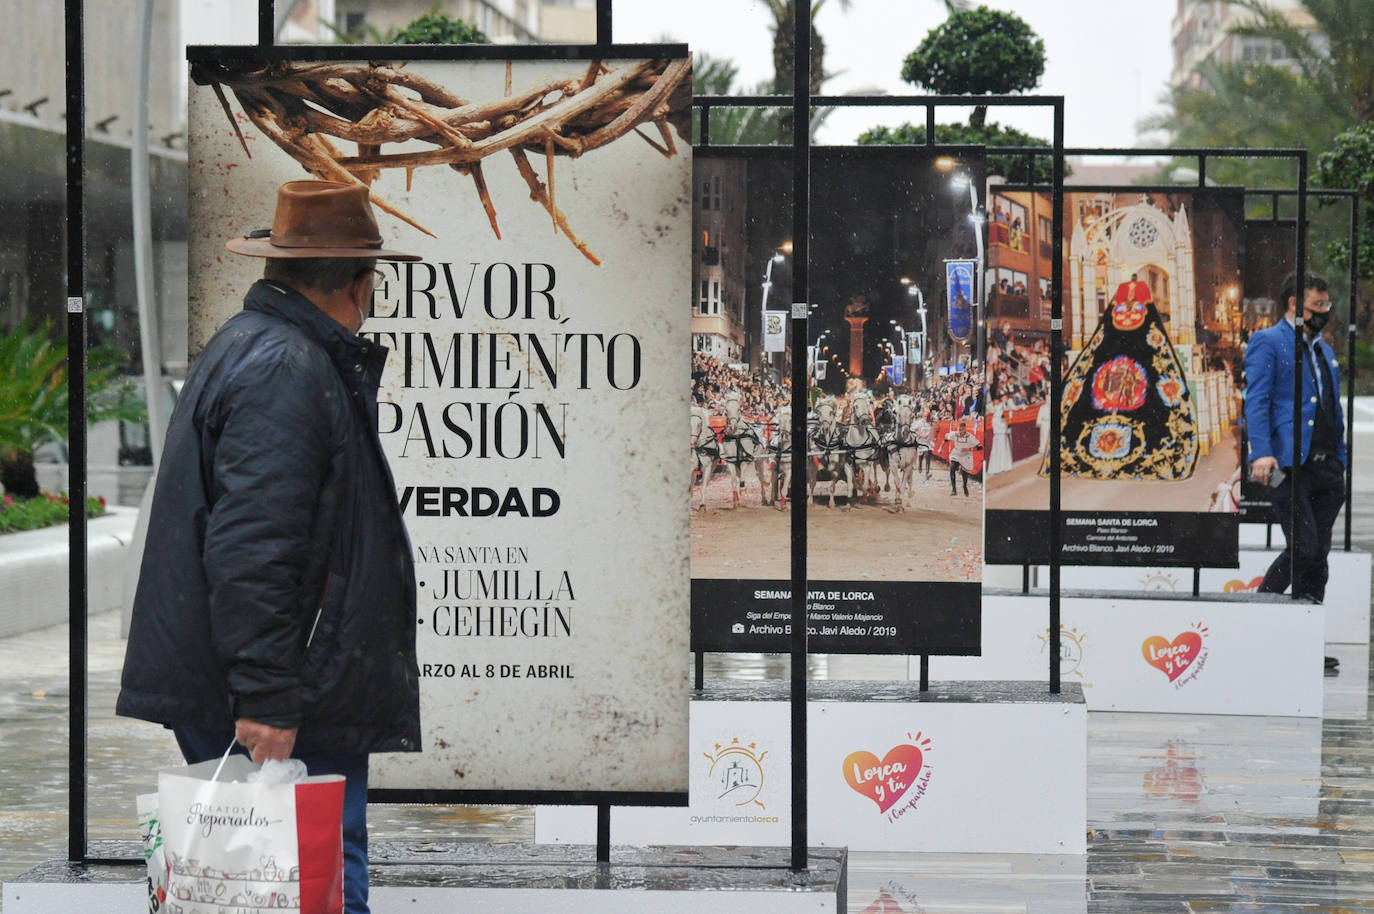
[
  {"left": 885, "top": 394, "right": 923, "bottom": 511},
  {"left": 846, "top": 390, "right": 888, "bottom": 504},
  {"left": 718, "top": 392, "right": 764, "bottom": 509},
  {"left": 690, "top": 404, "right": 720, "bottom": 511},
  {"left": 808, "top": 396, "right": 851, "bottom": 508},
  {"left": 757, "top": 405, "right": 792, "bottom": 509}
]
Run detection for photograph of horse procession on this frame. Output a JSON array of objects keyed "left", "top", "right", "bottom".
[{"left": 688, "top": 148, "right": 987, "bottom": 585}]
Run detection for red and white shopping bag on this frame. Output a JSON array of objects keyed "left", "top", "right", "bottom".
[{"left": 156, "top": 752, "right": 345, "bottom": 914}]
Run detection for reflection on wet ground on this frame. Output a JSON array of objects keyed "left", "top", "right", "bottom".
[{"left": 3, "top": 614, "right": 1374, "bottom": 912}]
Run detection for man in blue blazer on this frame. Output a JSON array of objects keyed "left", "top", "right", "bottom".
[{"left": 1244, "top": 271, "right": 1345, "bottom": 612}]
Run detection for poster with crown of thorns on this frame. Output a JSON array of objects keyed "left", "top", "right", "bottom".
[{"left": 186, "top": 48, "right": 693, "bottom": 796}]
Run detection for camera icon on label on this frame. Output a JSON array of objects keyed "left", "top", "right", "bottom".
[{"left": 731, "top": 623, "right": 745, "bottom": 634}]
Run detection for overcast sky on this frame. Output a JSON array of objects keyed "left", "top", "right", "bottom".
[
  {"left": 180, "top": 0, "right": 1178, "bottom": 151},
  {"left": 612, "top": 0, "right": 1177, "bottom": 151}
]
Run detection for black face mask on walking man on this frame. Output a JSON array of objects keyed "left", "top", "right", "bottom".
[{"left": 1305, "top": 309, "right": 1331, "bottom": 335}]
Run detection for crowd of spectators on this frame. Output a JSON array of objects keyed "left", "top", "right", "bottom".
[
  {"left": 986, "top": 322, "right": 1051, "bottom": 411},
  {"left": 691, "top": 352, "right": 790, "bottom": 418}
]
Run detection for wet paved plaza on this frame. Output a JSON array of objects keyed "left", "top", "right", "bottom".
[
  {"left": 6, "top": 413, "right": 1374, "bottom": 910},
  {"left": 2, "top": 612, "right": 1374, "bottom": 911}
]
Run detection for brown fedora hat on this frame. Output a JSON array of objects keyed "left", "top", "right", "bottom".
[{"left": 225, "top": 180, "right": 421, "bottom": 261}]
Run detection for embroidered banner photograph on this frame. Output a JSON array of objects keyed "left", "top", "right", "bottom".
[{"left": 984, "top": 187, "right": 1246, "bottom": 566}]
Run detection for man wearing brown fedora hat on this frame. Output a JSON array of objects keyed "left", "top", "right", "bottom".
[{"left": 118, "top": 180, "right": 424, "bottom": 913}]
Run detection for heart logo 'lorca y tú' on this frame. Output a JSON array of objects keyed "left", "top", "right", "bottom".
[
  {"left": 1223, "top": 576, "right": 1264, "bottom": 593},
  {"left": 1142, "top": 631, "right": 1203, "bottom": 681},
  {"left": 843, "top": 744, "right": 924, "bottom": 813}
]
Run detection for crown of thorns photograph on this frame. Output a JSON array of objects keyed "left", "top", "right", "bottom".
[{"left": 192, "top": 57, "right": 694, "bottom": 265}]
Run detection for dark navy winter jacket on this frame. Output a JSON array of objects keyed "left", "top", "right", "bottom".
[{"left": 116, "top": 280, "right": 420, "bottom": 755}]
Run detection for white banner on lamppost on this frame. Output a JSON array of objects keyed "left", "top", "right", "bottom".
[{"left": 763, "top": 309, "right": 787, "bottom": 353}]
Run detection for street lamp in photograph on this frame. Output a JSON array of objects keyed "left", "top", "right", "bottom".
[
  {"left": 759, "top": 243, "right": 792, "bottom": 382},
  {"left": 888, "top": 319, "right": 908, "bottom": 389},
  {"left": 900, "top": 277, "right": 928, "bottom": 390},
  {"left": 810, "top": 327, "right": 833, "bottom": 390},
  {"left": 950, "top": 171, "right": 986, "bottom": 380}
]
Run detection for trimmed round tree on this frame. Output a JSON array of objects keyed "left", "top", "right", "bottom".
[{"left": 901, "top": 6, "right": 1045, "bottom": 127}]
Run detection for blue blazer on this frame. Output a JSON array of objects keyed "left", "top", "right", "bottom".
[{"left": 1243, "top": 319, "right": 1347, "bottom": 468}]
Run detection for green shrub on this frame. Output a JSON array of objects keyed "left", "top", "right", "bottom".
[{"left": 0, "top": 491, "right": 107, "bottom": 535}]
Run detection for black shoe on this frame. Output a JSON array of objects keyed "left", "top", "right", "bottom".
[{"left": 1325, "top": 655, "right": 1340, "bottom": 672}]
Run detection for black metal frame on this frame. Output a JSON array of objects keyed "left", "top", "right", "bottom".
[
  {"left": 90, "top": 0, "right": 1373, "bottom": 881},
  {"left": 1007, "top": 149, "right": 1359, "bottom": 601},
  {"left": 176, "top": 46, "right": 696, "bottom": 820},
  {"left": 693, "top": 92, "right": 1066, "bottom": 861},
  {"left": 1242, "top": 187, "right": 1361, "bottom": 551},
  {"left": 65, "top": 0, "right": 88, "bottom": 867}
]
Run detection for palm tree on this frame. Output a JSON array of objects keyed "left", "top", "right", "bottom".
[
  {"left": 1152, "top": 0, "right": 1373, "bottom": 177},
  {"left": 1147, "top": 0, "right": 1374, "bottom": 333},
  {"left": 0, "top": 321, "right": 144, "bottom": 497},
  {"left": 1228, "top": 0, "right": 1374, "bottom": 123},
  {"left": 692, "top": 54, "right": 786, "bottom": 146},
  {"left": 763, "top": 0, "right": 968, "bottom": 96}
]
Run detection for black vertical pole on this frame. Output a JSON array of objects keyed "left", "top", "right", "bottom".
[
  {"left": 1345, "top": 199, "right": 1358, "bottom": 551},
  {"left": 924, "top": 105, "right": 935, "bottom": 145},
  {"left": 596, "top": 0, "right": 612, "bottom": 46},
  {"left": 596, "top": 803, "right": 611, "bottom": 863},
  {"left": 788, "top": 0, "right": 812, "bottom": 876},
  {"left": 1048, "top": 100, "right": 1065, "bottom": 694},
  {"left": 259, "top": 0, "right": 274, "bottom": 45},
  {"left": 65, "top": 0, "right": 88, "bottom": 865},
  {"left": 1290, "top": 155, "right": 1307, "bottom": 597}
]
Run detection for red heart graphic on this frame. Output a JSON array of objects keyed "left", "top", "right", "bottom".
[
  {"left": 1142, "top": 632, "right": 1203, "bottom": 682},
  {"left": 860, "top": 891, "right": 911, "bottom": 913},
  {"left": 843, "top": 744, "right": 923, "bottom": 813}
]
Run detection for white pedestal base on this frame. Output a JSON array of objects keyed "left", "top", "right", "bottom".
[
  {"left": 3, "top": 843, "right": 846, "bottom": 914},
  {"left": 928, "top": 592, "right": 1325, "bottom": 716},
  {"left": 537, "top": 680, "right": 1086, "bottom": 855},
  {"left": 1026, "top": 545, "right": 1370, "bottom": 644}
]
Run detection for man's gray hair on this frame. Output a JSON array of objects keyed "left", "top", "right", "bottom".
[{"left": 264, "top": 257, "right": 376, "bottom": 293}]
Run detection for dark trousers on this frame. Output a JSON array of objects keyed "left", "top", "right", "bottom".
[
  {"left": 1260, "top": 455, "right": 1346, "bottom": 602},
  {"left": 172, "top": 724, "right": 371, "bottom": 914},
  {"left": 949, "top": 463, "right": 969, "bottom": 495}
]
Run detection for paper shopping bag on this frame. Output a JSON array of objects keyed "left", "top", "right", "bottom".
[
  {"left": 136, "top": 790, "right": 168, "bottom": 913},
  {"left": 157, "top": 753, "right": 346, "bottom": 914}
]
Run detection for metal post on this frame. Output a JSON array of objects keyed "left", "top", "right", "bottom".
[
  {"left": 788, "top": 0, "right": 812, "bottom": 875},
  {"left": 1048, "top": 100, "right": 1065, "bottom": 694},
  {"left": 259, "top": 0, "right": 275, "bottom": 45},
  {"left": 596, "top": 0, "right": 612, "bottom": 46},
  {"left": 65, "top": 0, "right": 88, "bottom": 864},
  {"left": 596, "top": 803, "right": 611, "bottom": 863},
  {"left": 1290, "top": 156, "right": 1307, "bottom": 598},
  {"left": 133, "top": 0, "right": 165, "bottom": 469},
  {"left": 1346, "top": 201, "right": 1359, "bottom": 551}
]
